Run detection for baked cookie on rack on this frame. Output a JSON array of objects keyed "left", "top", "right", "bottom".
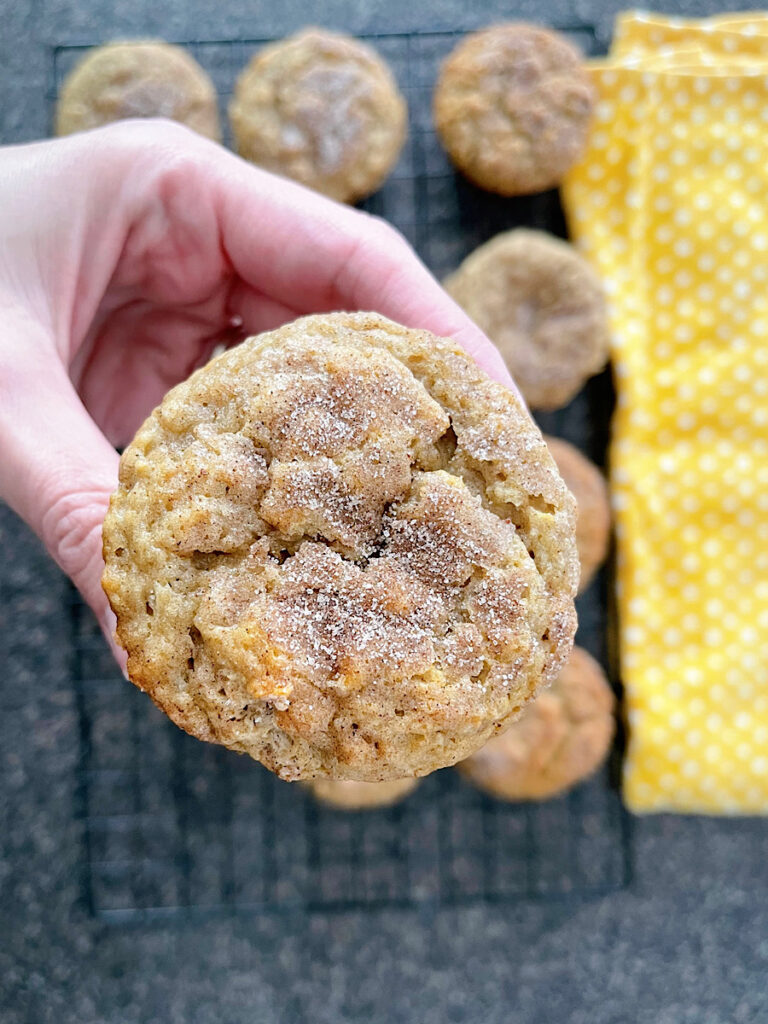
[
  {"left": 444, "top": 229, "right": 610, "bottom": 410},
  {"left": 458, "top": 645, "right": 615, "bottom": 800},
  {"left": 544, "top": 436, "right": 610, "bottom": 593},
  {"left": 433, "top": 23, "right": 594, "bottom": 195},
  {"left": 309, "top": 777, "right": 419, "bottom": 809},
  {"left": 230, "top": 28, "right": 407, "bottom": 203},
  {"left": 56, "top": 40, "right": 220, "bottom": 140}
]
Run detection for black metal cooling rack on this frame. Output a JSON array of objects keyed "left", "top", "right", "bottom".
[
  {"left": 54, "top": 26, "right": 633, "bottom": 922},
  {"left": 50, "top": 25, "right": 598, "bottom": 275},
  {"left": 70, "top": 591, "right": 631, "bottom": 922}
]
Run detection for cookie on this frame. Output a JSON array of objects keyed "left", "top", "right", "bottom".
[
  {"left": 56, "top": 41, "right": 220, "bottom": 140},
  {"left": 309, "top": 777, "right": 418, "bottom": 810},
  {"left": 229, "top": 29, "right": 407, "bottom": 203},
  {"left": 444, "top": 229, "right": 610, "bottom": 410},
  {"left": 458, "top": 645, "right": 614, "bottom": 801},
  {"left": 433, "top": 23, "right": 594, "bottom": 195},
  {"left": 102, "top": 312, "right": 578, "bottom": 782},
  {"left": 544, "top": 436, "right": 610, "bottom": 593}
]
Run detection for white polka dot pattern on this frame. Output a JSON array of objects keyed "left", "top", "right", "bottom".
[{"left": 562, "top": 14, "right": 768, "bottom": 814}]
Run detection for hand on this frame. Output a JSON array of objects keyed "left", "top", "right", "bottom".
[{"left": 0, "top": 120, "right": 514, "bottom": 663}]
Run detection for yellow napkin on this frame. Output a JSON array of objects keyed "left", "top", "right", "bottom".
[
  {"left": 562, "top": 13, "right": 768, "bottom": 813},
  {"left": 613, "top": 10, "right": 768, "bottom": 58}
]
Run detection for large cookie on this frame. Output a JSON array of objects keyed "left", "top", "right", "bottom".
[
  {"left": 56, "top": 40, "right": 221, "bottom": 140},
  {"left": 433, "top": 23, "right": 593, "bottom": 195},
  {"left": 102, "top": 312, "right": 578, "bottom": 781},
  {"left": 445, "top": 229, "right": 610, "bottom": 410},
  {"left": 458, "top": 645, "right": 615, "bottom": 800},
  {"left": 229, "top": 29, "right": 406, "bottom": 203}
]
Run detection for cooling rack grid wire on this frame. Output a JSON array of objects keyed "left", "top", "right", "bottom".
[{"left": 55, "top": 25, "right": 633, "bottom": 921}]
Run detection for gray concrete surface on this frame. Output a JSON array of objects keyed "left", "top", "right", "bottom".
[{"left": 2, "top": 1, "right": 767, "bottom": 1022}]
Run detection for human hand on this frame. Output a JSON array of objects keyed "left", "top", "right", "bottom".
[{"left": 0, "top": 120, "right": 514, "bottom": 663}]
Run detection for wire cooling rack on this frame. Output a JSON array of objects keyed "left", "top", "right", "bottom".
[{"left": 54, "top": 27, "right": 633, "bottom": 922}]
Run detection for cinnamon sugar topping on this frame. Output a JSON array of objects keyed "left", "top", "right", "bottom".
[{"left": 102, "top": 313, "right": 578, "bottom": 781}]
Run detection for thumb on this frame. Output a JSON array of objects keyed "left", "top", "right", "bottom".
[{"left": 0, "top": 309, "right": 125, "bottom": 668}]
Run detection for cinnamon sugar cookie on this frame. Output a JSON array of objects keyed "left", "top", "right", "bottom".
[
  {"left": 56, "top": 41, "right": 220, "bottom": 140},
  {"left": 229, "top": 29, "right": 406, "bottom": 203},
  {"left": 444, "top": 229, "right": 610, "bottom": 410},
  {"left": 102, "top": 312, "right": 578, "bottom": 782},
  {"left": 458, "top": 645, "right": 615, "bottom": 800},
  {"left": 433, "top": 23, "right": 594, "bottom": 195},
  {"left": 544, "top": 436, "right": 610, "bottom": 593},
  {"left": 309, "top": 777, "right": 418, "bottom": 809}
]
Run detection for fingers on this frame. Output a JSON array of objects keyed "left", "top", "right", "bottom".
[
  {"left": 47, "top": 122, "right": 515, "bottom": 390},
  {"left": 0, "top": 308, "right": 126, "bottom": 668},
  {"left": 206, "top": 147, "right": 516, "bottom": 389},
  {"left": 227, "top": 279, "right": 300, "bottom": 337},
  {"left": 330, "top": 219, "right": 517, "bottom": 389}
]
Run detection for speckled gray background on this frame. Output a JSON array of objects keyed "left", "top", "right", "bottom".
[{"left": 2, "top": 1, "right": 768, "bottom": 1022}]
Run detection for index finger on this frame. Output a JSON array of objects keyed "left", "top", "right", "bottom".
[{"left": 209, "top": 149, "right": 517, "bottom": 390}]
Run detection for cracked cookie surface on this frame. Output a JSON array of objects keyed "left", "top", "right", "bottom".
[
  {"left": 433, "top": 23, "right": 594, "bottom": 196},
  {"left": 229, "top": 28, "right": 406, "bottom": 203},
  {"left": 56, "top": 40, "right": 221, "bottom": 140},
  {"left": 102, "top": 312, "right": 578, "bottom": 781}
]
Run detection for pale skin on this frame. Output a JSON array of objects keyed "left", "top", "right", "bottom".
[{"left": 0, "top": 119, "right": 515, "bottom": 667}]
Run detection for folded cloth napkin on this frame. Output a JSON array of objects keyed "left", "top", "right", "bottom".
[{"left": 562, "top": 12, "right": 768, "bottom": 813}]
